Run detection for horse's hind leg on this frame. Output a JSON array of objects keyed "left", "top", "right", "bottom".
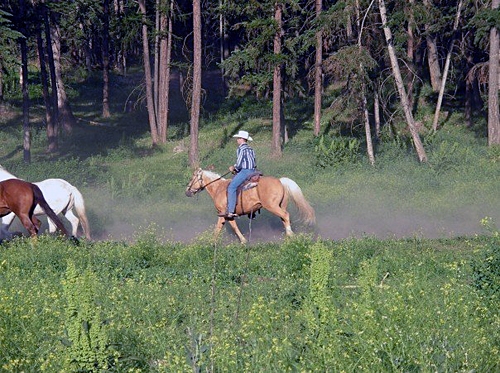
[
  {"left": 265, "top": 205, "right": 294, "bottom": 237},
  {"left": 48, "top": 211, "right": 75, "bottom": 235},
  {"left": 32, "top": 216, "right": 42, "bottom": 232},
  {"left": 64, "top": 210, "right": 79, "bottom": 236},
  {"left": 18, "top": 214, "right": 38, "bottom": 237}
]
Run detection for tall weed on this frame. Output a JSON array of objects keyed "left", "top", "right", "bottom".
[{"left": 61, "top": 261, "right": 116, "bottom": 371}]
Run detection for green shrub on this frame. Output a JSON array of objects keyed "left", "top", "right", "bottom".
[
  {"left": 305, "top": 241, "right": 334, "bottom": 332},
  {"left": 472, "top": 218, "right": 500, "bottom": 299},
  {"left": 487, "top": 144, "right": 500, "bottom": 163},
  {"left": 376, "top": 131, "right": 413, "bottom": 161},
  {"left": 61, "top": 261, "right": 117, "bottom": 371},
  {"left": 314, "top": 135, "right": 360, "bottom": 168}
]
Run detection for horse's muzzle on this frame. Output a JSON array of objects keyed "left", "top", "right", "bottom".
[{"left": 185, "top": 189, "right": 194, "bottom": 197}]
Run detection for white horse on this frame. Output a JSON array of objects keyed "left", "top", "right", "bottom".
[{"left": 0, "top": 165, "right": 91, "bottom": 240}]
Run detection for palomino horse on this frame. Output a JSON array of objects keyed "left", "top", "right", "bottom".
[
  {"left": 0, "top": 179, "right": 71, "bottom": 238},
  {"left": 0, "top": 165, "right": 91, "bottom": 239},
  {"left": 185, "top": 168, "right": 316, "bottom": 244}
]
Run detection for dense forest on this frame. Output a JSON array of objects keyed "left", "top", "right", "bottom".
[{"left": 0, "top": 0, "right": 499, "bottom": 164}]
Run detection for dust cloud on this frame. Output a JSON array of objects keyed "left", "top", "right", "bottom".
[
  {"left": 92, "top": 198, "right": 498, "bottom": 244},
  {"left": 7, "top": 187, "right": 498, "bottom": 244}
]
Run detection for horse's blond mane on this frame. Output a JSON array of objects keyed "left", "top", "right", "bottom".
[{"left": 202, "top": 169, "right": 224, "bottom": 181}]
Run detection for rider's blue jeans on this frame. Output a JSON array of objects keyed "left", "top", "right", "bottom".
[{"left": 227, "top": 168, "right": 254, "bottom": 213}]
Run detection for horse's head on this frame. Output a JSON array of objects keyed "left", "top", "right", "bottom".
[{"left": 185, "top": 168, "right": 204, "bottom": 197}]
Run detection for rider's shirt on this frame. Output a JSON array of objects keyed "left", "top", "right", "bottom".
[{"left": 234, "top": 143, "right": 256, "bottom": 172}]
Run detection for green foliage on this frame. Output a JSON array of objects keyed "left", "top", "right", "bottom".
[
  {"left": 62, "top": 261, "right": 116, "bottom": 371},
  {"left": 4, "top": 158, "right": 101, "bottom": 187},
  {"left": 314, "top": 135, "right": 360, "bottom": 168},
  {"left": 472, "top": 218, "right": 500, "bottom": 299},
  {"left": 376, "top": 132, "right": 413, "bottom": 161},
  {"left": 424, "top": 126, "right": 486, "bottom": 175},
  {"left": 0, "top": 9, "right": 23, "bottom": 79},
  {"left": 427, "top": 139, "right": 472, "bottom": 174},
  {"left": 305, "top": 241, "right": 334, "bottom": 333},
  {"left": 487, "top": 144, "right": 500, "bottom": 163},
  {"left": 1, "top": 235, "right": 499, "bottom": 371},
  {"left": 280, "top": 234, "right": 312, "bottom": 273},
  {"left": 323, "top": 45, "right": 377, "bottom": 91},
  {"left": 221, "top": 0, "right": 306, "bottom": 98},
  {"left": 107, "top": 172, "right": 152, "bottom": 199},
  {"left": 468, "top": 7, "right": 500, "bottom": 47}
]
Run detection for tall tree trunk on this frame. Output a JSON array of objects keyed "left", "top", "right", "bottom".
[
  {"left": 0, "top": 70, "right": 3, "bottom": 101},
  {"left": 219, "top": 0, "right": 229, "bottom": 90},
  {"left": 426, "top": 34, "right": 441, "bottom": 91},
  {"left": 374, "top": 89, "right": 381, "bottom": 138},
  {"left": 406, "top": 0, "right": 416, "bottom": 106},
  {"left": 345, "top": 4, "right": 353, "bottom": 41},
  {"left": 357, "top": 0, "right": 375, "bottom": 165},
  {"left": 79, "top": 21, "right": 92, "bottom": 73},
  {"left": 189, "top": 0, "right": 202, "bottom": 167},
  {"left": 51, "top": 21, "right": 76, "bottom": 134},
  {"left": 378, "top": 0, "right": 427, "bottom": 162},
  {"left": 313, "top": 0, "right": 322, "bottom": 137},
  {"left": 432, "top": 0, "right": 463, "bottom": 132},
  {"left": 272, "top": 2, "right": 283, "bottom": 158},
  {"left": 488, "top": 0, "right": 500, "bottom": 145},
  {"left": 423, "top": 0, "right": 441, "bottom": 92},
  {"left": 362, "top": 87, "right": 375, "bottom": 165},
  {"left": 139, "top": 0, "right": 159, "bottom": 146},
  {"left": 20, "top": 0, "right": 30, "bottom": 163},
  {"left": 465, "top": 35, "right": 482, "bottom": 128},
  {"left": 36, "top": 27, "right": 55, "bottom": 152},
  {"left": 115, "top": 0, "right": 126, "bottom": 75},
  {"left": 154, "top": 0, "right": 160, "bottom": 121},
  {"left": 102, "top": 0, "right": 111, "bottom": 118},
  {"left": 158, "top": 0, "right": 173, "bottom": 143},
  {"left": 43, "top": 1, "right": 59, "bottom": 152}
]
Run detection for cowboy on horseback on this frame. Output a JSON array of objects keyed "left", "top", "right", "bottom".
[{"left": 219, "top": 130, "right": 257, "bottom": 218}]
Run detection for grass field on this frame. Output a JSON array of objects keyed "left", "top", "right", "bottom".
[{"left": 0, "top": 232, "right": 499, "bottom": 372}]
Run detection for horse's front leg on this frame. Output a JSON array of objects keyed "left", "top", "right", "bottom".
[
  {"left": 214, "top": 217, "right": 226, "bottom": 241},
  {"left": 227, "top": 219, "right": 247, "bottom": 244}
]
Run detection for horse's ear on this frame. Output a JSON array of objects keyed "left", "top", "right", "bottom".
[{"left": 207, "top": 164, "right": 215, "bottom": 171}]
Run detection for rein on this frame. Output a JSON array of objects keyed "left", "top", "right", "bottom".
[{"left": 190, "top": 170, "right": 232, "bottom": 195}]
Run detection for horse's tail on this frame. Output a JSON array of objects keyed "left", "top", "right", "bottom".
[
  {"left": 32, "top": 184, "right": 70, "bottom": 237},
  {"left": 280, "top": 178, "right": 316, "bottom": 225},
  {"left": 70, "top": 185, "right": 91, "bottom": 240}
]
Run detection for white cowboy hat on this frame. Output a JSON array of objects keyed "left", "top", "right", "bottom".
[{"left": 233, "top": 130, "right": 253, "bottom": 141}]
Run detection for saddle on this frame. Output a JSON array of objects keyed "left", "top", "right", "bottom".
[
  {"left": 236, "top": 170, "right": 263, "bottom": 220},
  {"left": 237, "top": 170, "right": 263, "bottom": 192}
]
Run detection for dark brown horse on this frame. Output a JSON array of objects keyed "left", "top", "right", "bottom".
[
  {"left": 0, "top": 179, "right": 71, "bottom": 238},
  {"left": 186, "top": 168, "right": 316, "bottom": 243}
]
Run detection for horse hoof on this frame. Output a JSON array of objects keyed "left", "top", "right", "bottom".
[{"left": 69, "top": 236, "right": 80, "bottom": 245}]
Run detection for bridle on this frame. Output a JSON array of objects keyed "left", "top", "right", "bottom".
[
  {"left": 186, "top": 169, "right": 206, "bottom": 195},
  {"left": 186, "top": 169, "right": 231, "bottom": 195}
]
